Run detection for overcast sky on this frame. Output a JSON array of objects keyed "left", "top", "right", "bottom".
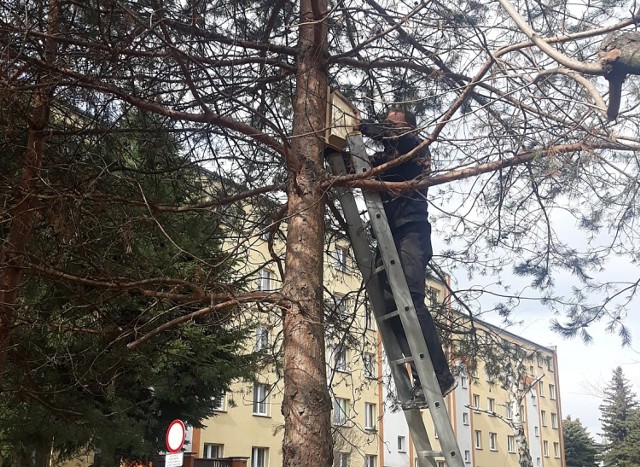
[{"left": 461, "top": 251, "right": 640, "bottom": 440}]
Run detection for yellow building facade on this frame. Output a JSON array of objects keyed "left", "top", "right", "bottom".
[{"left": 192, "top": 227, "right": 566, "bottom": 467}]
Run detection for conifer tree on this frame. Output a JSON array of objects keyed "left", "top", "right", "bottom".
[
  {"left": 599, "top": 366, "right": 640, "bottom": 467},
  {"left": 563, "top": 416, "right": 598, "bottom": 467}
]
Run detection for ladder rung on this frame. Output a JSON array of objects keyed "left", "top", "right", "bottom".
[
  {"left": 379, "top": 310, "right": 400, "bottom": 321},
  {"left": 418, "top": 450, "right": 444, "bottom": 458},
  {"left": 391, "top": 356, "right": 414, "bottom": 365}
]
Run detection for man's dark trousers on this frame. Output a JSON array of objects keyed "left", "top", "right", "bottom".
[{"left": 377, "top": 221, "right": 451, "bottom": 386}]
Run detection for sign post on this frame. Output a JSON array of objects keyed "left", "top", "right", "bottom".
[{"left": 165, "top": 420, "right": 186, "bottom": 467}]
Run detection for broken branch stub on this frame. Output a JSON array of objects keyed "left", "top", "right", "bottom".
[{"left": 598, "top": 31, "right": 640, "bottom": 120}]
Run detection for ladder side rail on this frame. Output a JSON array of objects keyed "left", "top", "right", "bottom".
[
  {"left": 326, "top": 152, "right": 413, "bottom": 394},
  {"left": 346, "top": 136, "right": 464, "bottom": 467},
  {"left": 326, "top": 152, "right": 438, "bottom": 467}
]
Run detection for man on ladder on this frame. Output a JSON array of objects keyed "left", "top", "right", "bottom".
[{"left": 353, "top": 108, "right": 456, "bottom": 409}]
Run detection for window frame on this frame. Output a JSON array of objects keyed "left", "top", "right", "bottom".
[
  {"left": 203, "top": 443, "right": 223, "bottom": 459},
  {"left": 334, "top": 346, "right": 349, "bottom": 373},
  {"left": 255, "top": 326, "right": 269, "bottom": 352},
  {"left": 487, "top": 397, "right": 495, "bottom": 412},
  {"left": 212, "top": 392, "right": 226, "bottom": 412},
  {"left": 333, "top": 246, "right": 348, "bottom": 272},
  {"left": 489, "top": 432, "right": 497, "bottom": 451},
  {"left": 397, "top": 436, "right": 407, "bottom": 452},
  {"left": 335, "top": 452, "right": 349, "bottom": 467},
  {"left": 473, "top": 394, "right": 480, "bottom": 410},
  {"left": 258, "top": 269, "right": 275, "bottom": 292},
  {"left": 251, "top": 447, "right": 269, "bottom": 467},
  {"left": 364, "top": 402, "right": 377, "bottom": 431},
  {"left": 252, "top": 383, "right": 270, "bottom": 416},
  {"left": 364, "top": 353, "right": 376, "bottom": 379},
  {"left": 474, "top": 430, "right": 482, "bottom": 449},
  {"left": 334, "top": 398, "right": 349, "bottom": 426}
]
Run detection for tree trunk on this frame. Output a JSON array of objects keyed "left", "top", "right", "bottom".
[
  {"left": 281, "top": 1, "right": 331, "bottom": 467},
  {"left": 509, "top": 389, "right": 534, "bottom": 467},
  {"left": 0, "top": 0, "right": 59, "bottom": 380}
]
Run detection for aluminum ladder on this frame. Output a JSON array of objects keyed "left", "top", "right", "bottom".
[{"left": 326, "top": 134, "right": 464, "bottom": 467}]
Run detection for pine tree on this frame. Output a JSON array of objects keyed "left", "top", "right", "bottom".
[
  {"left": 0, "top": 110, "right": 258, "bottom": 466},
  {"left": 603, "top": 410, "right": 640, "bottom": 467},
  {"left": 599, "top": 367, "right": 639, "bottom": 467},
  {"left": 563, "top": 416, "right": 598, "bottom": 467}
]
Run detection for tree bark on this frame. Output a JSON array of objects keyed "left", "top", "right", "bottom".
[
  {"left": 281, "top": 1, "right": 331, "bottom": 466},
  {"left": 0, "top": 0, "right": 59, "bottom": 381}
]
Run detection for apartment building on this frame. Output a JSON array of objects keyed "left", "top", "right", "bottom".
[
  {"left": 191, "top": 230, "right": 381, "bottom": 467},
  {"left": 191, "top": 219, "right": 566, "bottom": 467},
  {"left": 381, "top": 279, "right": 566, "bottom": 467}
]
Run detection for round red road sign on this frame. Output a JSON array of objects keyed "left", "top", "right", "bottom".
[{"left": 165, "top": 419, "right": 186, "bottom": 453}]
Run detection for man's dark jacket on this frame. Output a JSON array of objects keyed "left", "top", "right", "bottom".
[{"left": 358, "top": 121, "right": 430, "bottom": 230}]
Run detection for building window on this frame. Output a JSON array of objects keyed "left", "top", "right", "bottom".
[
  {"left": 474, "top": 430, "right": 482, "bottom": 449},
  {"left": 506, "top": 404, "right": 513, "bottom": 420},
  {"left": 531, "top": 393, "right": 537, "bottom": 407},
  {"left": 461, "top": 374, "right": 468, "bottom": 388},
  {"left": 335, "top": 453, "right": 349, "bottom": 467},
  {"left": 536, "top": 457, "right": 541, "bottom": 467},
  {"left": 464, "top": 450, "right": 471, "bottom": 463},
  {"left": 541, "top": 410, "right": 547, "bottom": 427},
  {"left": 251, "top": 447, "right": 269, "bottom": 467},
  {"left": 553, "top": 442, "right": 560, "bottom": 458},
  {"left": 539, "top": 381, "right": 545, "bottom": 397},
  {"left": 473, "top": 394, "right": 480, "bottom": 410},
  {"left": 549, "top": 384, "right": 557, "bottom": 400},
  {"left": 253, "top": 383, "right": 270, "bottom": 416},
  {"left": 364, "top": 403, "right": 376, "bottom": 430},
  {"left": 507, "top": 435, "right": 515, "bottom": 453},
  {"left": 212, "top": 392, "right": 226, "bottom": 411},
  {"left": 334, "top": 346, "right": 349, "bottom": 372},
  {"left": 364, "top": 455, "right": 377, "bottom": 467},
  {"left": 489, "top": 432, "right": 497, "bottom": 451},
  {"left": 255, "top": 326, "right": 269, "bottom": 351},
  {"left": 534, "top": 426, "right": 539, "bottom": 437},
  {"left": 364, "top": 353, "right": 376, "bottom": 379},
  {"left": 258, "top": 269, "right": 275, "bottom": 291},
  {"left": 537, "top": 354, "right": 544, "bottom": 367},
  {"left": 551, "top": 412, "right": 558, "bottom": 429},
  {"left": 333, "top": 294, "right": 349, "bottom": 319},
  {"left": 334, "top": 398, "right": 348, "bottom": 425},
  {"left": 463, "top": 412, "right": 470, "bottom": 425},
  {"left": 333, "top": 246, "right": 348, "bottom": 272},
  {"left": 398, "top": 436, "right": 407, "bottom": 452},
  {"left": 203, "top": 444, "right": 223, "bottom": 459},
  {"left": 546, "top": 357, "right": 553, "bottom": 371},
  {"left": 543, "top": 440, "right": 549, "bottom": 457},
  {"left": 487, "top": 397, "right": 495, "bottom": 412},
  {"left": 427, "top": 287, "right": 439, "bottom": 306}
]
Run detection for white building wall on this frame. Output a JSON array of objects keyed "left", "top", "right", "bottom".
[
  {"left": 453, "top": 374, "right": 473, "bottom": 466},
  {"left": 527, "top": 391, "right": 542, "bottom": 467},
  {"left": 381, "top": 356, "right": 411, "bottom": 467}
]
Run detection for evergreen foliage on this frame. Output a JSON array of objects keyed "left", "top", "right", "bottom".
[
  {"left": 0, "top": 108, "right": 258, "bottom": 466},
  {"left": 599, "top": 366, "right": 640, "bottom": 467},
  {"left": 563, "top": 416, "right": 598, "bottom": 467}
]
